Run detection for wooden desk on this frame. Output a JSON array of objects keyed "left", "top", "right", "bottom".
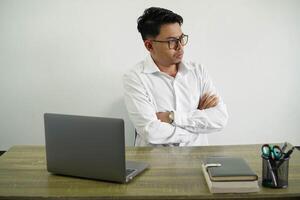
[{"left": 0, "top": 144, "right": 299, "bottom": 199}]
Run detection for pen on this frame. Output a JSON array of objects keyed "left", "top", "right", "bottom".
[
  {"left": 266, "top": 158, "right": 277, "bottom": 187},
  {"left": 262, "top": 155, "right": 277, "bottom": 187},
  {"left": 284, "top": 147, "right": 295, "bottom": 159},
  {"left": 281, "top": 142, "right": 288, "bottom": 153},
  {"left": 276, "top": 146, "right": 295, "bottom": 169}
]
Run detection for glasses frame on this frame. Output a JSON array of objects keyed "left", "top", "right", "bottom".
[{"left": 151, "top": 34, "right": 189, "bottom": 50}]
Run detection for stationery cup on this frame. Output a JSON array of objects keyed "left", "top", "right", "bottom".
[{"left": 262, "top": 155, "right": 289, "bottom": 188}]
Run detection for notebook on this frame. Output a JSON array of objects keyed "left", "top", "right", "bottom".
[
  {"left": 44, "top": 113, "right": 149, "bottom": 183},
  {"left": 203, "top": 156, "right": 258, "bottom": 181},
  {"left": 202, "top": 156, "right": 259, "bottom": 193}
]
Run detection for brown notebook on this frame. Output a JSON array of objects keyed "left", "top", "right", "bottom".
[{"left": 203, "top": 156, "right": 258, "bottom": 181}]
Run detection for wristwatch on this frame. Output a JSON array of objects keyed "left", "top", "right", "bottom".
[{"left": 169, "top": 111, "right": 174, "bottom": 124}]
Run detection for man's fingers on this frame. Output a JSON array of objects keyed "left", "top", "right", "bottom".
[
  {"left": 208, "top": 97, "right": 219, "bottom": 108},
  {"left": 202, "top": 95, "right": 217, "bottom": 108},
  {"left": 202, "top": 95, "right": 219, "bottom": 109},
  {"left": 200, "top": 93, "right": 213, "bottom": 109},
  {"left": 205, "top": 96, "right": 219, "bottom": 109},
  {"left": 199, "top": 93, "right": 219, "bottom": 110},
  {"left": 199, "top": 93, "right": 209, "bottom": 109}
]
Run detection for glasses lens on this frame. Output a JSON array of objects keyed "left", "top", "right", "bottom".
[
  {"left": 169, "top": 40, "right": 177, "bottom": 49},
  {"left": 180, "top": 35, "right": 188, "bottom": 46},
  {"left": 168, "top": 35, "right": 188, "bottom": 49}
]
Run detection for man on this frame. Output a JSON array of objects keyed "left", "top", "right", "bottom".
[{"left": 123, "top": 7, "right": 228, "bottom": 146}]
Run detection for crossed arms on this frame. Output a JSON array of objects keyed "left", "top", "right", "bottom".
[
  {"left": 123, "top": 66, "right": 228, "bottom": 145},
  {"left": 156, "top": 93, "right": 219, "bottom": 123}
]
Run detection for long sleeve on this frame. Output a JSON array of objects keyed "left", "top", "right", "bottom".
[
  {"left": 173, "top": 64, "right": 228, "bottom": 134},
  {"left": 123, "top": 71, "right": 196, "bottom": 145}
]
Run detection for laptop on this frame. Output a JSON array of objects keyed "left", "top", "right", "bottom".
[{"left": 44, "top": 113, "right": 149, "bottom": 183}]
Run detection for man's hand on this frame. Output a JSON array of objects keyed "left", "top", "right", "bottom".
[
  {"left": 198, "top": 93, "right": 219, "bottom": 110},
  {"left": 156, "top": 112, "right": 171, "bottom": 123}
]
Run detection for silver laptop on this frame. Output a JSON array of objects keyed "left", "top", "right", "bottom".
[{"left": 44, "top": 113, "right": 149, "bottom": 183}]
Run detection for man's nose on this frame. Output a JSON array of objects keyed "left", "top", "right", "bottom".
[{"left": 176, "top": 41, "right": 183, "bottom": 50}]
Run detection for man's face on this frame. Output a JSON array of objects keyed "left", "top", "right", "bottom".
[{"left": 146, "top": 23, "right": 185, "bottom": 66}]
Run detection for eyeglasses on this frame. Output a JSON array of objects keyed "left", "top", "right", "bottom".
[{"left": 151, "top": 34, "right": 188, "bottom": 50}]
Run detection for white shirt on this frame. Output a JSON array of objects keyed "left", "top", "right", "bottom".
[{"left": 123, "top": 55, "right": 228, "bottom": 146}]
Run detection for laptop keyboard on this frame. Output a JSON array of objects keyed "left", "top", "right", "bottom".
[{"left": 126, "top": 168, "right": 136, "bottom": 176}]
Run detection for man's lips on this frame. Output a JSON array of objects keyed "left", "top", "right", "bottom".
[{"left": 175, "top": 53, "right": 184, "bottom": 58}]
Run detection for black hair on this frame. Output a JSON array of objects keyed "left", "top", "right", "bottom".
[{"left": 137, "top": 7, "right": 183, "bottom": 40}]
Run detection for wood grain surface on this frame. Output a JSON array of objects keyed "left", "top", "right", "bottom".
[{"left": 0, "top": 144, "right": 299, "bottom": 199}]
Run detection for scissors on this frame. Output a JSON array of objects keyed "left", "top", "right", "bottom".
[{"left": 261, "top": 144, "right": 283, "bottom": 161}]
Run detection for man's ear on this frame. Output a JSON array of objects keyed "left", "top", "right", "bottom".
[{"left": 144, "top": 40, "right": 153, "bottom": 52}]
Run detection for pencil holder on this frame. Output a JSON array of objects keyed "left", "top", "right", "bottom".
[{"left": 262, "top": 155, "right": 289, "bottom": 188}]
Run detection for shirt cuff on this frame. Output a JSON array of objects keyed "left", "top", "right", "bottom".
[
  {"left": 173, "top": 110, "right": 188, "bottom": 127},
  {"left": 172, "top": 126, "right": 190, "bottom": 143}
]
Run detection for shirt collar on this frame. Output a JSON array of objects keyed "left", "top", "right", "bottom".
[
  {"left": 143, "top": 55, "right": 191, "bottom": 75},
  {"left": 177, "top": 61, "right": 190, "bottom": 76},
  {"left": 143, "top": 55, "right": 160, "bottom": 74}
]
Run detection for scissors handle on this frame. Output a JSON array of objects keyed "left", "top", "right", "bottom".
[
  {"left": 272, "top": 145, "right": 283, "bottom": 160},
  {"left": 261, "top": 144, "right": 271, "bottom": 157},
  {"left": 261, "top": 144, "right": 282, "bottom": 160}
]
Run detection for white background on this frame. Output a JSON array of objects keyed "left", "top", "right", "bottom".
[{"left": 1, "top": 0, "right": 299, "bottom": 150}]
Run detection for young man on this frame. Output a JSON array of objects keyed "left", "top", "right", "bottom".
[{"left": 123, "top": 7, "right": 228, "bottom": 146}]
